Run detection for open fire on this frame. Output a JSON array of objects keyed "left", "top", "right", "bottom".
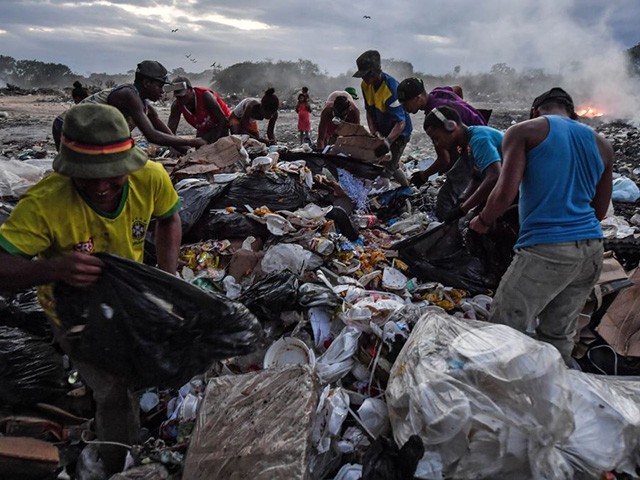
[{"left": 576, "top": 106, "right": 605, "bottom": 118}]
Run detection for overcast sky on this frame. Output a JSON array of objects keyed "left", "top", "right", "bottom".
[{"left": 0, "top": 0, "right": 638, "bottom": 77}]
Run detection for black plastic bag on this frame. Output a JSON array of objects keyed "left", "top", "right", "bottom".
[
  {"left": 0, "top": 288, "right": 53, "bottom": 338},
  {"left": 0, "top": 326, "right": 66, "bottom": 405},
  {"left": 178, "top": 183, "right": 227, "bottom": 234},
  {"left": 211, "top": 172, "right": 310, "bottom": 211},
  {"left": 362, "top": 435, "right": 424, "bottom": 480},
  {"left": 54, "top": 253, "right": 261, "bottom": 387},
  {"left": 186, "top": 209, "right": 268, "bottom": 243},
  {"left": 297, "top": 282, "right": 340, "bottom": 308},
  {"left": 398, "top": 222, "right": 497, "bottom": 294},
  {"left": 239, "top": 272, "right": 299, "bottom": 323}
]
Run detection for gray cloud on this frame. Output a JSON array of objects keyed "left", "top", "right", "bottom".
[{"left": 1, "top": 0, "right": 639, "bottom": 118}]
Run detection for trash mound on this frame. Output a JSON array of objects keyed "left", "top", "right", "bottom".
[{"left": 386, "top": 310, "right": 640, "bottom": 479}]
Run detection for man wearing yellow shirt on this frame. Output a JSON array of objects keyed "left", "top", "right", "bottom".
[{"left": 0, "top": 103, "right": 182, "bottom": 475}]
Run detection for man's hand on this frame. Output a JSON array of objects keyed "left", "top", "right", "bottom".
[
  {"left": 49, "top": 252, "right": 104, "bottom": 287},
  {"left": 374, "top": 138, "right": 391, "bottom": 158},
  {"left": 190, "top": 138, "right": 207, "bottom": 149},
  {"left": 470, "top": 215, "right": 491, "bottom": 234},
  {"left": 411, "top": 171, "right": 427, "bottom": 187}
]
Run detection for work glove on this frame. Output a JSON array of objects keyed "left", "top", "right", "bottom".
[
  {"left": 441, "top": 205, "right": 466, "bottom": 223},
  {"left": 374, "top": 138, "right": 391, "bottom": 157}
]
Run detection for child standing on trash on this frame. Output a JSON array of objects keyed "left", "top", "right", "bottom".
[{"left": 296, "top": 93, "right": 312, "bottom": 145}]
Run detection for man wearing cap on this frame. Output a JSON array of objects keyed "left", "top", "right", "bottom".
[
  {"left": 52, "top": 60, "right": 205, "bottom": 155},
  {"left": 353, "top": 50, "right": 412, "bottom": 186},
  {"left": 316, "top": 90, "right": 361, "bottom": 149},
  {"left": 470, "top": 88, "right": 613, "bottom": 365},
  {"left": 1, "top": 103, "right": 183, "bottom": 474},
  {"left": 397, "top": 77, "right": 488, "bottom": 218},
  {"left": 167, "top": 76, "right": 231, "bottom": 144}
]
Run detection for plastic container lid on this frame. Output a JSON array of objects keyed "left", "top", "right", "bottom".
[{"left": 263, "top": 337, "right": 316, "bottom": 369}]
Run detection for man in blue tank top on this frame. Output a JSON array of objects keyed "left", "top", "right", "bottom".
[{"left": 470, "top": 88, "right": 613, "bottom": 365}]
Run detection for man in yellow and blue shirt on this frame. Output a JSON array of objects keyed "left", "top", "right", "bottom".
[
  {"left": 0, "top": 103, "right": 182, "bottom": 475},
  {"left": 354, "top": 49, "right": 412, "bottom": 186}
]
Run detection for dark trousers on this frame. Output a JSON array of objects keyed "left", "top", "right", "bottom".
[{"left": 56, "top": 330, "right": 139, "bottom": 474}]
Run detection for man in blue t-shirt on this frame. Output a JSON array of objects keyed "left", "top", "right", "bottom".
[
  {"left": 470, "top": 88, "right": 613, "bottom": 365},
  {"left": 353, "top": 50, "right": 412, "bottom": 186},
  {"left": 397, "top": 77, "right": 489, "bottom": 218},
  {"left": 422, "top": 106, "right": 503, "bottom": 222}
]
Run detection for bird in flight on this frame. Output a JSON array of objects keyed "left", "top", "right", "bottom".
[
  {"left": 363, "top": 15, "right": 371, "bottom": 19},
  {"left": 185, "top": 53, "right": 191, "bottom": 58},
  {"left": 171, "top": 28, "right": 179, "bottom": 32},
  {"left": 210, "top": 62, "right": 217, "bottom": 68}
]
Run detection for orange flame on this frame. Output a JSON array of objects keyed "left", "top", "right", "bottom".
[{"left": 576, "top": 106, "right": 604, "bottom": 118}]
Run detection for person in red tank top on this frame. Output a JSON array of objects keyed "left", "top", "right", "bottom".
[{"left": 167, "top": 76, "right": 231, "bottom": 143}]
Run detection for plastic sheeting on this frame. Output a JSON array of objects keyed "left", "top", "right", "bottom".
[
  {"left": 183, "top": 365, "right": 320, "bottom": 479},
  {"left": 386, "top": 310, "right": 640, "bottom": 479}
]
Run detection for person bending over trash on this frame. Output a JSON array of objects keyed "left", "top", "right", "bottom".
[
  {"left": 228, "top": 88, "right": 280, "bottom": 145},
  {"left": 397, "top": 77, "right": 488, "bottom": 219},
  {"left": 52, "top": 60, "right": 205, "bottom": 155},
  {"left": 354, "top": 50, "right": 412, "bottom": 186},
  {"left": 0, "top": 103, "right": 183, "bottom": 475},
  {"left": 167, "top": 76, "right": 231, "bottom": 144},
  {"left": 316, "top": 90, "right": 361, "bottom": 149},
  {"left": 423, "top": 105, "right": 504, "bottom": 223},
  {"left": 470, "top": 87, "right": 613, "bottom": 366}
]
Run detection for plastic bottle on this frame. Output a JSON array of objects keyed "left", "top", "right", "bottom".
[{"left": 352, "top": 214, "right": 378, "bottom": 229}]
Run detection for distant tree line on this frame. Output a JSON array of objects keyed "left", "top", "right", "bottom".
[{"left": 1, "top": 46, "right": 639, "bottom": 103}]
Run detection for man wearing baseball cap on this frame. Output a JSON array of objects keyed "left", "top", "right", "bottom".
[
  {"left": 397, "top": 77, "right": 489, "bottom": 218},
  {"left": 167, "top": 76, "right": 231, "bottom": 143},
  {"left": 0, "top": 103, "right": 183, "bottom": 474},
  {"left": 470, "top": 87, "right": 613, "bottom": 366},
  {"left": 353, "top": 49, "right": 412, "bottom": 186},
  {"left": 52, "top": 60, "right": 205, "bottom": 155}
]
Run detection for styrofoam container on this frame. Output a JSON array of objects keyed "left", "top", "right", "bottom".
[{"left": 263, "top": 337, "right": 316, "bottom": 369}]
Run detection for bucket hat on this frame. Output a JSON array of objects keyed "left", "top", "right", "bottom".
[
  {"left": 135, "top": 60, "right": 170, "bottom": 84},
  {"left": 53, "top": 104, "right": 148, "bottom": 178},
  {"left": 353, "top": 50, "right": 381, "bottom": 78}
]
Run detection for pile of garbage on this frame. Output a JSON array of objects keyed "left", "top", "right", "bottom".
[{"left": 0, "top": 129, "right": 640, "bottom": 479}]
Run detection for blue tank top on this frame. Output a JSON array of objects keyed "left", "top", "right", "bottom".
[{"left": 516, "top": 115, "right": 604, "bottom": 248}]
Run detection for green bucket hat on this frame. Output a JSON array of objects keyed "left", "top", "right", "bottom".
[
  {"left": 53, "top": 104, "right": 148, "bottom": 178},
  {"left": 344, "top": 87, "right": 359, "bottom": 100}
]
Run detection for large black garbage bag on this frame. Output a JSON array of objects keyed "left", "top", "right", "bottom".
[
  {"left": 211, "top": 172, "right": 310, "bottom": 211},
  {"left": 186, "top": 209, "right": 269, "bottom": 243},
  {"left": 54, "top": 253, "right": 261, "bottom": 387},
  {"left": 362, "top": 435, "right": 424, "bottom": 480},
  {"left": 0, "top": 288, "right": 53, "bottom": 338},
  {"left": 239, "top": 272, "right": 299, "bottom": 323},
  {"left": 178, "top": 182, "right": 227, "bottom": 235},
  {"left": 397, "top": 222, "right": 497, "bottom": 294},
  {"left": 0, "top": 326, "right": 66, "bottom": 405}
]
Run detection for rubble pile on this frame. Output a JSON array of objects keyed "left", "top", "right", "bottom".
[{"left": 0, "top": 105, "right": 639, "bottom": 479}]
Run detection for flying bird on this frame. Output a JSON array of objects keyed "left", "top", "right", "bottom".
[
  {"left": 171, "top": 28, "right": 179, "bottom": 32},
  {"left": 363, "top": 15, "right": 371, "bottom": 19},
  {"left": 185, "top": 53, "right": 191, "bottom": 58},
  {"left": 210, "top": 62, "right": 217, "bottom": 68}
]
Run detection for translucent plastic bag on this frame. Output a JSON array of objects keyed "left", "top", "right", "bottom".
[{"left": 612, "top": 176, "right": 640, "bottom": 202}]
